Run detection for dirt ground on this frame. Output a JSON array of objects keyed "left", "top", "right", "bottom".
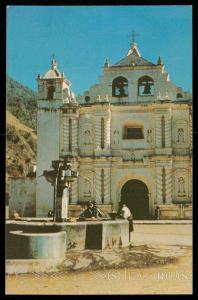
[{"left": 5, "top": 224, "right": 192, "bottom": 295}]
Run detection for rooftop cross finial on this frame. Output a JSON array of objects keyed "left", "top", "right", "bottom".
[
  {"left": 129, "top": 30, "right": 139, "bottom": 44},
  {"left": 127, "top": 31, "right": 141, "bottom": 57},
  {"left": 51, "top": 53, "right": 57, "bottom": 70}
]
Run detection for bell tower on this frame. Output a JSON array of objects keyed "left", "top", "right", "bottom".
[
  {"left": 36, "top": 57, "right": 77, "bottom": 216},
  {"left": 37, "top": 57, "right": 74, "bottom": 103}
]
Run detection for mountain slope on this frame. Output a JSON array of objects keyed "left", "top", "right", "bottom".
[
  {"left": 6, "top": 75, "right": 37, "bottom": 130},
  {"left": 6, "top": 111, "right": 37, "bottom": 183}
]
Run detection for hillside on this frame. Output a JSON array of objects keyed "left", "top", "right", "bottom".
[
  {"left": 6, "top": 75, "right": 37, "bottom": 130},
  {"left": 6, "top": 76, "right": 38, "bottom": 193},
  {"left": 6, "top": 111, "right": 37, "bottom": 187}
]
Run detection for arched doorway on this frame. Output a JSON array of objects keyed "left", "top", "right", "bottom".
[{"left": 121, "top": 179, "right": 149, "bottom": 219}]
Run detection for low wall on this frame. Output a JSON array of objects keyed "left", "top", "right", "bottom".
[{"left": 155, "top": 204, "right": 192, "bottom": 220}]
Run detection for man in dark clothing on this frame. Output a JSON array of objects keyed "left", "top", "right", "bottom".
[{"left": 80, "top": 201, "right": 96, "bottom": 218}]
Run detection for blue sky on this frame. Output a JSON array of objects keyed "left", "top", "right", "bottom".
[{"left": 7, "top": 5, "right": 192, "bottom": 95}]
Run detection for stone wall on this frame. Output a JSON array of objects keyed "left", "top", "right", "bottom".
[{"left": 9, "top": 177, "right": 36, "bottom": 218}]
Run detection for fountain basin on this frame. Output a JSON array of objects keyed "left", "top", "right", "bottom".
[
  {"left": 6, "top": 230, "right": 66, "bottom": 259},
  {"left": 6, "top": 219, "right": 129, "bottom": 257}
]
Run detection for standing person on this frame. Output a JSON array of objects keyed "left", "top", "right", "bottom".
[
  {"left": 118, "top": 202, "right": 134, "bottom": 243},
  {"left": 155, "top": 206, "right": 160, "bottom": 220}
]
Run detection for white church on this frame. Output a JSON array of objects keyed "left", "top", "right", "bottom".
[{"left": 10, "top": 41, "right": 192, "bottom": 220}]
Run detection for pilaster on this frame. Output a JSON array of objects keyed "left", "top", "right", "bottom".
[
  {"left": 104, "top": 168, "right": 111, "bottom": 203},
  {"left": 94, "top": 168, "right": 102, "bottom": 203},
  {"left": 94, "top": 117, "right": 101, "bottom": 149},
  {"left": 164, "top": 167, "right": 172, "bottom": 204},
  {"left": 156, "top": 167, "right": 163, "bottom": 204},
  {"left": 164, "top": 114, "right": 171, "bottom": 148},
  {"left": 70, "top": 179, "right": 78, "bottom": 204}
]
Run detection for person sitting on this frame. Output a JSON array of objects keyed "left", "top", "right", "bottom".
[{"left": 80, "top": 201, "right": 96, "bottom": 218}]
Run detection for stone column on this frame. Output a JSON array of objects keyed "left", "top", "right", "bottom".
[
  {"left": 164, "top": 115, "right": 171, "bottom": 148},
  {"left": 104, "top": 168, "right": 111, "bottom": 203},
  {"left": 165, "top": 167, "right": 172, "bottom": 204},
  {"left": 63, "top": 115, "right": 69, "bottom": 151},
  {"left": 95, "top": 168, "right": 102, "bottom": 203},
  {"left": 72, "top": 118, "right": 78, "bottom": 153},
  {"left": 156, "top": 167, "right": 163, "bottom": 204},
  {"left": 94, "top": 117, "right": 101, "bottom": 149},
  {"left": 104, "top": 116, "right": 111, "bottom": 149},
  {"left": 155, "top": 114, "right": 162, "bottom": 148}
]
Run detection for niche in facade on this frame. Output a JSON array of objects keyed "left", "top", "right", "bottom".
[
  {"left": 138, "top": 76, "right": 154, "bottom": 96},
  {"left": 79, "top": 171, "right": 93, "bottom": 201},
  {"left": 174, "top": 169, "right": 190, "bottom": 202},
  {"left": 177, "top": 128, "right": 184, "bottom": 143},
  {"left": 173, "top": 120, "right": 188, "bottom": 145},
  {"left": 112, "top": 76, "right": 128, "bottom": 97}
]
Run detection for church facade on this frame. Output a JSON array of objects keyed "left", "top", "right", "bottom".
[{"left": 36, "top": 42, "right": 192, "bottom": 219}]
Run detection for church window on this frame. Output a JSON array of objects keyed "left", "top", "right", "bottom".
[
  {"left": 123, "top": 126, "right": 144, "bottom": 139},
  {"left": 177, "top": 93, "right": 183, "bottom": 98},
  {"left": 138, "top": 76, "right": 154, "bottom": 96},
  {"left": 101, "top": 118, "right": 105, "bottom": 149},
  {"left": 47, "top": 85, "right": 55, "bottom": 100},
  {"left": 101, "top": 169, "right": 105, "bottom": 203},
  {"left": 69, "top": 118, "right": 72, "bottom": 151},
  {"left": 112, "top": 76, "right": 128, "bottom": 97},
  {"left": 161, "top": 115, "right": 165, "bottom": 148}
]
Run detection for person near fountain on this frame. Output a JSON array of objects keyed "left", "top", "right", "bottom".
[
  {"left": 117, "top": 201, "right": 134, "bottom": 242},
  {"left": 80, "top": 201, "right": 97, "bottom": 218}
]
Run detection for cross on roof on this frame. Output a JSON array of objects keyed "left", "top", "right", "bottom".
[
  {"left": 128, "top": 30, "right": 140, "bottom": 44},
  {"left": 52, "top": 53, "right": 55, "bottom": 60}
]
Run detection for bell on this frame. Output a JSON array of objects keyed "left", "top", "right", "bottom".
[{"left": 143, "top": 82, "right": 151, "bottom": 94}]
